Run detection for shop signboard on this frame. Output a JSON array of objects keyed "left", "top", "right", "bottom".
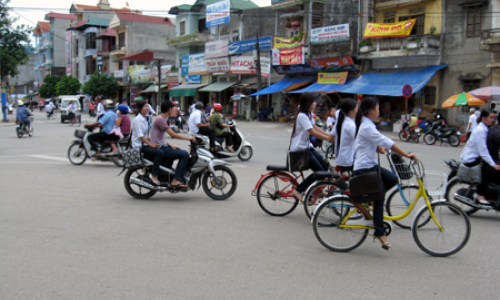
[
  {"left": 206, "top": 0, "right": 230, "bottom": 28},
  {"left": 113, "top": 70, "right": 124, "bottom": 78},
  {"left": 228, "top": 36, "right": 272, "bottom": 55},
  {"left": 273, "top": 32, "right": 306, "bottom": 49},
  {"left": 65, "top": 31, "right": 72, "bottom": 76},
  {"left": 230, "top": 56, "right": 270, "bottom": 77},
  {"left": 186, "top": 74, "right": 201, "bottom": 84},
  {"left": 317, "top": 72, "right": 348, "bottom": 84},
  {"left": 205, "top": 39, "right": 229, "bottom": 58},
  {"left": 363, "top": 19, "right": 416, "bottom": 38},
  {"left": 206, "top": 57, "right": 230, "bottom": 73},
  {"left": 181, "top": 53, "right": 207, "bottom": 75},
  {"left": 151, "top": 65, "right": 172, "bottom": 82},
  {"left": 273, "top": 64, "right": 314, "bottom": 75},
  {"left": 311, "top": 23, "right": 350, "bottom": 44},
  {"left": 271, "top": 47, "right": 305, "bottom": 65},
  {"left": 309, "top": 56, "right": 354, "bottom": 71},
  {"left": 128, "top": 65, "right": 151, "bottom": 84}
]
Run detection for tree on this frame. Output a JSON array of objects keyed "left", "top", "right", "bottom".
[
  {"left": 81, "top": 72, "right": 119, "bottom": 99},
  {"left": 0, "top": 0, "right": 32, "bottom": 82},
  {"left": 38, "top": 75, "right": 60, "bottom": 98},
  {"left": 56, "top": 75, "right": 81, "bottom": 95}
]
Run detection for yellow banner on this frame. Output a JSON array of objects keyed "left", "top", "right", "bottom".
[
  {"left": 363, "top": 19, "right": 416, "bottom": 38},
  {"left": 273, "top": 32, "right": 306, "bottom": 49},
  {"left": 318, "top": 72, "right": 348, "bottom": 84}
]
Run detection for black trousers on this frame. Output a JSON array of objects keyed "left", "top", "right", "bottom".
[
  {"left": 199, "top": 127, "right": 216, "bottom": 147},
  {"left": 88, "top": 132, "right": 111, "bottom": 152}
]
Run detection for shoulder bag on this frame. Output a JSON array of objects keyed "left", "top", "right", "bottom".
[
  {"left": 349, "top": 154, "right": 385, "bottom": 204},
  {"left": 121, "top": 129, "right": 143, "bottom": 168}
]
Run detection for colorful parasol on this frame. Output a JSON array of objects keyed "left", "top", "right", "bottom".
[
  {"left": 469, "top": 85, "right": 500, "bottom": 101},
  {"left": 441, "top": 92, "right": 487, "bottom": 108}
]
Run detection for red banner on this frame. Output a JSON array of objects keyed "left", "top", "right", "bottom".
[
  {"left": 271, "top": 47, "right": 305, "bottom": 66},
  {"left": 310, "top": 57, "right": 354, "bottom": 68}
]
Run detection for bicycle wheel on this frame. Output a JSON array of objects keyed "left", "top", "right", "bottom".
[
  {"left": 256, "top": 173, "right": 299, "bottom": 216},
  {"left": 303, "top": 180, "right": 344, "bottom": 219},
  {"left": 444, "top": 177, "right": 479, "bottom": 215},
  {"left": 412, "top": 201, "right": 471, "bottom": 257},
  {"left": 324, "top": 144, "right": 335, "bottom": 160},
  {"left": 321, "top": 141, "right": 331, "bottom": 153},
  {"left": 312, "top": 195, "right": 368, "bottom": 252},
  {"left": 385, "top": 185, "right": 421, "bottom": 229}
]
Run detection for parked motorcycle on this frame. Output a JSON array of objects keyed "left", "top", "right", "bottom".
[
  {"left": 122, "top": 138, "right": 237, "bottom": 200},
  {"left": 67, "top": 128, "right": 128, "bottom": 167},
  {"left": 423, "top": 120, "right": 461, "bottom": 147},
  {"left": 195, "top": 120, "right": 253, "bottom": 161},
  {"left": 16, "top": 117, "right": 33, "bottom": 138},
  {"left": 399, "top": 119, "right": 422, "bottom": 143}
]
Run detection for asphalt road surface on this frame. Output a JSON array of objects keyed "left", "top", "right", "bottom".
[{"left": 1, "top": 110, "right": 499, "bottom": 299}]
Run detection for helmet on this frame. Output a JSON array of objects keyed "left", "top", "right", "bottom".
[
  {"left": 194, "top": 101, "right": 204, "bottom": 109},
  {"left": 17, "top": 100, "right": 24, "bottom": 106},
  {"left": 213, "top": 103, "right": 222, "bottom": 112},
  {"left": 103, "top": 99, "right": 114, "bottom": 109},
  {"left": 172, "top": 101, "right": 179, "bottom": 106},
  {"left": 117, "top": 104, "right": 129, "bottom": 114}
]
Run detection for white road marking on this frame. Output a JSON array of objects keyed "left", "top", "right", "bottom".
[{"left": 29, "top": 154, "right": 68, "bottom": 162}]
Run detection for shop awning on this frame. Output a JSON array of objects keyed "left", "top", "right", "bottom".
[
  {"left": 340, "top": 65, "right": 447, "bottom": 96},
  {"left": 249, "top": 77, "right": 315, "bottom": 96},
  {"left": 117, "top": 51, "right": 154, "bottom": 61},
  {"left": 288, "top": 77, "right": 357, "bottom": 94},
  {"left": 199, "top": 81, "right": 237, "bottom": 92},
  {"left": 140, "top": 84, "right": 167, "bottom": 93},
  {"left": 168, "top": 83, "right": 207, "bottom": 97}
]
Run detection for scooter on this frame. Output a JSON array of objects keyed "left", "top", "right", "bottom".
[
  {"left": 7, "top": 103, "right": 13, "bottom": 115},
  {"left": 16, "top": 117, "right": 33, "bottom": 138},
  {"left": 168, "top": 113, "right": 188, "bottom": 134},
  {"left": 194, "top": 120, "right": 253, "bottom": 161},
  {"left": 399, "top": 119, "right": 422, "bottom": 143},
  {"left": 67, "top": 127, "right": 128, "bottom": 167},
  {"left": 122, "top": 137, "right": 237, "bottom": 200},
  {"left": 445, "top": 159, "right": 500, "bottom": 215}
]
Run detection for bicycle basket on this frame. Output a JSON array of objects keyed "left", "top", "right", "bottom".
[
  {"left": 423, "top": 171, "right": 448, "bottom": 196},
  {"left": 74, "top": 129, "right": 86, "bottom": 139}
]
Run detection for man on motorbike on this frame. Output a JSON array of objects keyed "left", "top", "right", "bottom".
[
  {"left": 210, "top": 103, "right": 235, "bottom": 152},
  {"left": 480, "top": 111, "right": 500, "bottom": 200},
  {"left": 167, "top": 101, "right": 181, "bottom": 128},
  {"left": 16, "top": 100, "right": 33, "bottom": 132},
  {"left": 188, "top": 101, "right": 216, "bottom": 152},
  {"left": 84, "top": 99, "right": 118, "bottom": 157},
  {"left": 45, "top": 100, "right": 56, "bottom": 118},
  {"left": 68, "top": 101, "right": 77, "bottom": 121},
  {"left": 150, "top": 101, "right": 196, "bottom": 188}
]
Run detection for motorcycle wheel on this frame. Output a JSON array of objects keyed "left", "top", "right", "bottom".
[
  {"left": 67, "top": 143, "right": 87, "bottom": 165},
  {"left": 449, "top": 135, "right": 460, "bottom": 147},
  {"left": 423, "top": 133, "right": 436, "bottom": 145},
  {"left": 202, "top": 165, "right": 237, "bottom": 200},
  {"left": 399, "top": 131, "right": 409, "bottom": 142},
  {"left": 445, "top": 177, "right": 479, "bottom": 215},
  {"left": 16, "top": 127, "right": 23, "bottom": 138},
  {"left": 238, "top": 146, "right": 253, "bottom": 161},
  {"left": 124, "top": 167, "right": 157, "bottom": 199}
]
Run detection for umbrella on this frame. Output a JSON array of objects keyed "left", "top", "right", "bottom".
[
  {"left": 442, "top": 92, "right": 487, "bottom": 108},
  {"left": 469, "top": 85, "right": 500, "bottom": 101}
]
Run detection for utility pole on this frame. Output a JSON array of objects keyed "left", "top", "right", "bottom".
[
  {"left": 255, "top": 32, "right": 262, "bottom": 92},
  {"left": 152, "top": 59, "right": 162, "bottom": 110}
]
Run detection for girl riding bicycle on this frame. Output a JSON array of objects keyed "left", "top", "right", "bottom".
[{"left": 334, "top": 98, "right": 358, "bottom": 173}]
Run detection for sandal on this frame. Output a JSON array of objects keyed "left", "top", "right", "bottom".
[
  {"left": 374, "top": 236, "right": 391, "bottom": 250},
  {"left": 292, "top": 190, "right": 304, "bottom": 203},
  {"left": 149, "top": 175, "right": 160, "bottom": 186}
]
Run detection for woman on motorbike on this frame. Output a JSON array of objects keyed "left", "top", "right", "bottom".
[
  {"left": 334, "top": 98, "right": 358, "bottom": 173},
  {"left": 354, "top": 97, "right": 416, "bottom": 250},
  {"left": 460, "top": 109, "right": 500, "bottom": 204},
  {"left": 131, "top": 100, "right": 163, "bottom": 185},
  {"left": 290, "top": 93, "right": 335, "bottom": 202}
]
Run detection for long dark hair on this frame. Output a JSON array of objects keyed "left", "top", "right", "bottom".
[
  {"left": 355, "top": 97, "right": 379, "bottom": 130},
  {"left": 336, "top": 98, "right": 358, "bottom": 152},
  {"left": 292, "top": 93, "right": 316, "bottom": 137}
]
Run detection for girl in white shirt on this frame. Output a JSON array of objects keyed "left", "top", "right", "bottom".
[
  {"left": 334, "top": 98, "right": 358, "bottom": 172},
  {"left": 291, "top": 93, "right": 335, "bottom": 202},
  {"left": 354, "top": 97, "right": 416, "bottom": 250}
]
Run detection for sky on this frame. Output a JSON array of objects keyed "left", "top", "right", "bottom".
[{"left": 9, "top": 0, "right": 272, "bottom": 31}]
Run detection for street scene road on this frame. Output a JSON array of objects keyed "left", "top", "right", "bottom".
[{"left": 1, "top": 110, "right": 500, "bottom": 299}]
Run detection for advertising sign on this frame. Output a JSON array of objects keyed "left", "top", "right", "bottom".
[
  {"left": 186, "top": 74, "right": 201, "bottom": 84},
  {"left": 151, "top": 65, "right": 172, "bottom": 82},
  {"left": 188, "top": 53, "right": 207, "bottom": 75},
  {"left": 317, "top": 72, "right": 348, "bottom": 84},
  {"left": 273, "top": 32, "right": 306, "bottom": 49},
  {"left": 113, "top": 70, "right": 124, "bottom": 78},
  {"left": 206, "top": 57, "right": 230, "bottom": 73},
  {"left": 274, "top": 64, "right": 314, "bottom": 75},
  {"left": 311, "top": 23, "right": 350, "bottom": 44},
  {"left": 65, "top": 31, "right": 72, "bottom": 76},
  {"left": 271, "top": 47, "right": 305, "bottom": 65},
  {"left": 206, "top": 0, "right": 230, "bottom": 28},
  {"left": 205, "top": 39, "right": 229, "bottom": 58},
  {"left": 363, "top": 19, "right": 416, "bottom": 38},
  {"left": 228, "top": 36, "right": 273, "bottom": 55},
  {"left": 230, "top": 56, "right": 270, "bottom": 78},
  {"left": 128, "top": 65, "right": 151, "bottom": 84}
]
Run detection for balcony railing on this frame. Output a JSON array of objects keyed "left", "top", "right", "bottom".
[
  {"left": 359, "top": 34, "right": 441, "bottom": 58},
  {"left": 480, "top": 28, "right": 500, "bottom": 51}
]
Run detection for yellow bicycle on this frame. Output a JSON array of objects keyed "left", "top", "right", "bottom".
[{"left": 311, "top": 156, "right": 471, "bottom": 257}]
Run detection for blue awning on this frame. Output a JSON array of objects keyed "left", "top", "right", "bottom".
[
  {"left": 340, "top": 65, "right": 447, "bottom": 96},
  {"left": 288, "top": 77, "right": 357, "bottom": 94},
  {"left": 249, "top": 77, "right": 315, "bottom": 96}
]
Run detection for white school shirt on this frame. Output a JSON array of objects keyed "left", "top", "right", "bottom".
[
  {"left": 460, "top": 122, "right": 495, "bottom": 166},
  {"left": 131, "top": 113, "right": 149, "bottom": 148},
  {"left": 290, "top": 112, "right": 314, "bottom": 151},
  {"left": 468, "top": 113, "right": 477, "bottom": 132},
  {"left": 334, "top": 116, "right": 356, "bottom": 168},
  {"left": 97, "top": 102, "right": 105, "bottom": 116},
  {"left": 188, "top": 109, "right": 202, "bottom": 134},
  {"left": 353, "top": 116, "right": 395, "bottom": 171}
]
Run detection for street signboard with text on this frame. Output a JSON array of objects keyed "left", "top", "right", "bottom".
[{"left": 206, "top": 0, "right": 230, "bottom": 28}]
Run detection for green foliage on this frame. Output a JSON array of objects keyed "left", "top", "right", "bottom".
[
  {"left": 38, "top": 75, "right": 60, "bottom": 98},
  {"left": 81, "top": 72, "right": 119, "bottom": 99},
  {"left": 56, "top": 75, "right": 81, "bottom": 95},
  {"left": 0, "top": 0, "right": 32, "bottom": 81},
  {"left": 359, "top": 39, "right": 372, "bottom": 47}
]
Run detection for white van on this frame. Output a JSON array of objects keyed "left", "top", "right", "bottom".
[{"left": 57, "top": 95, "right": 88, "bottom": 123}]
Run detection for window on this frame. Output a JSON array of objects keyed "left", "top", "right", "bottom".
[
  {"left": 466, "top": 6, "right": 482, "bottom": 37},
  {"left": 180, "top": 20, "right": 186, "bottom": 36},
  {"left": 463, "top": 81, "right": 480, "bottom": 92},
  {"left": 424, "top": 86, "right": 436, "bottom": 105},
  {"left": 399, "top": 14, "right": 425, "bottom": 35},
  {"left": 231, "top": 30, "right": 239, "bottom": 42},
  {"left": 86, "top": 32, "right": 96, "bottom": 49},
  {"left": 86, "top": 57, "right": 96, "bottom": 75},
  {"left": 198, "top": 19, "right": 206, "bottom": 33},
  {"left": 118, "top": 32, "right": 125, "bottom": 49},
  {"left": 384, "top": 12, "right": 396, "bottom": 24},
  {"left": 76, "top": 39, "right": 79, "bottom": 56}
]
